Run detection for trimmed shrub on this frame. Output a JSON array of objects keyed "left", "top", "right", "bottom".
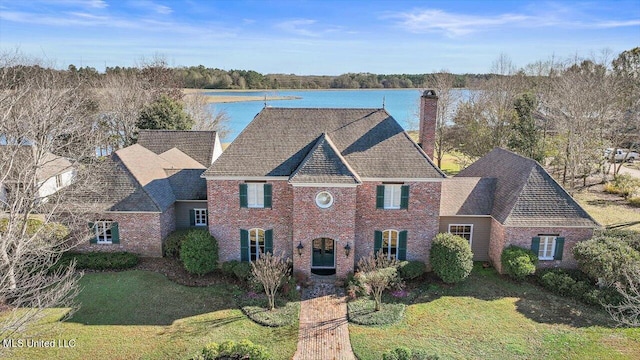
[
  {"left": 602, "top": 229, "right": 640, "bottom": 252},
  {"left": 0, "top": 218, "right": 69, "bottom": 241},
  {"left": 429, "top": 233, "right": 473, "bottom": 283},
  {"left": 221, "top": 260, "right": 240, "bottom": 277},
  {"left": 383, "top": 347, "right": 439, "bottom": 360},
  {"left": 536, "top": 268, "right": 623, "bottom": 306},
  {"left": 164, "top": 229, "right": 190, "bottom": 258},
  {"left": 232, "top": 261, "right": 252, "bottom": 282},
  {"left": 180, "top": 229, "right": 218, "bottom": 276},
  {"left": 398, "top": 260, "right": 426, "bottom": 280},
  {"left": 501, "top": 246, "right": 538, "bottom": 281},
  {"left": 53, "top": 252, "right": 139, "bottom": 271},
  {"left": 198, "top": 339, "right": 271, "bottom": 360},
  {"left": 573, "top": 235, "right": 640, "bottom": 286}
]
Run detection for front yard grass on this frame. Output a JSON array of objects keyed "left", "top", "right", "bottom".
[
  {"left": 4, "top": 270, "right": 298, "bottom": 360},
  {"left": 574, "top": 189, "right": 640, "bottom": 231},
  {"left": 349, "top": 264, "right": 640, "bottom": 360}
]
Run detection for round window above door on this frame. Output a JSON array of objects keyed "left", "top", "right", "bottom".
[{"left": 315, "top": 191, "right": 334, "bottom": 208}]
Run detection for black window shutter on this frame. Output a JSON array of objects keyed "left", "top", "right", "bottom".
[
  {"left": 111, "top": 222, "right": 120, "bottom": 244},
  {"left": 376, "top": 185, "right": 385, "bottom": 209},
  {"left": 263, "top": 184, "right": 272, "bottom": 208},
  {"left": 398, "top": 230, "right": 408, "bottom": 260},
  {"left": 400, "top": 185, "right": 409, "bottom": 209},
  {"left": 265, "top": 229, "right": 273, "bottom": 254},
  {"left": 189, "top": 209, "right": 195, "bottom": 226},
  {"left": 374, "top": 230, "right": 383, "bottom": 256},
  {"left": 554, "top": 237, "right": 565, "bottom": 260},
  {"left": 239, "top": 184, "right": 248, "bottom": 208},
  {"left": 88, "top": 222, "right": 97, "bottom": 244},
  {"left": 240, "top": 229, "right": 249, "bottom": 262},
  {"left": 531, "top": 237, "right": 540, "bottom": 256}
]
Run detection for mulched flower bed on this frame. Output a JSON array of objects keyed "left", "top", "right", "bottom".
[{"left": 133, "top": 257, "right": 234, "bottom": 287}]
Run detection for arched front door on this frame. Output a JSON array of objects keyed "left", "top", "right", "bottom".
[{"left": 311, "top": 238, "right": 335, "bottom": 275}]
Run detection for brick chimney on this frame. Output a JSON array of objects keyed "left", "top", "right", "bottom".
[{"left": 419, "top": 89, "right": 438, "bottom": 160}]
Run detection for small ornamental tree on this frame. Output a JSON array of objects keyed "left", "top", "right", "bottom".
[
  {"left": 180, "top": 230, "right": 218, "bottom": 276},
  {"left": 250, "top": 252, "right": 291, "bottom": 311},
  {"left": 355, "top": 251, "right": 403, "bottom": 311},
  {"left": 430, "top": 233, "right": 473, "bottom": 283},
  {"left": 607, "top": 265, "right": 640, "bottom": 327}
]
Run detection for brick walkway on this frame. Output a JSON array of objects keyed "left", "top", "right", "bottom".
[{"left": 293, "top": 275, "right": 356, "bottom": 360}]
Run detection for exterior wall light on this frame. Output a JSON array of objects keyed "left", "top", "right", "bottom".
[
  {"left": 296, "top": 241, "right": 304, "bottom": 257},
  {"left": 344, "top": 243, "right": 351, "bottom": 257}
]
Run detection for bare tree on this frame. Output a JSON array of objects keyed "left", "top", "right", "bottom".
[
  {"left": 0, "top": 51, "right": 102, "bottom": 344},
  {"left": 250, "top": 252, "right": 291, "bottom": 311},
  {"left": 607, "top": 266, "right": 640, "bottom": 327},
  {"left": 97, "top": 71, "right": 152, "bottom": 149},
  {"left": 540, "top": 56, "right": 617, "bottom": 189},
  {"left": 355, "top": 251, "right": 402, "bottom": 311},
  {"left": 426, "top": 70, "right": 460, "bottom": 168},
  {"left": 183, "top": 92, "right": 231, "bottom": 139}
]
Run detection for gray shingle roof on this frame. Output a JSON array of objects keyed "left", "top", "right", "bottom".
[
  {"left": 81, "top": 144, "right": 207, "bottom": 212},
  {"left": 137, "top": 130, "right": 217, "bottom": 167},
  {"left": 289, "top": 133, "right": 361, "bottom": 184},
  {"left": 440, "top": 177, "right": 495, "bottom": 216},
  {"left": 204, "top": 108, "right": 444, "bottom": 179},
  {"left": 456, "top": 148, "right": 598, "bottom": 227}
]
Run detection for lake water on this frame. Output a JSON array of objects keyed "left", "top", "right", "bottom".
[{"left": 206, "top": 89, "right": 427, "bottom": 142}]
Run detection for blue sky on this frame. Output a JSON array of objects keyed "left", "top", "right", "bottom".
[{"left": 1, "top": 0, "right": 638, "bottom": 74}]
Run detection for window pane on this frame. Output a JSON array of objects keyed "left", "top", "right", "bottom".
[
  {"left": 247, "top": 184, "right": 264, "bottom": 207},
  {"left": 384, "top": 185, "right": 401, "bottom": 209},
  {"left": 383, "top": 230, "right": 398, "bottom": 259}
]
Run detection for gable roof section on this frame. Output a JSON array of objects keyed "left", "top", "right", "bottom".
[
  {"left": 440, "top": 177, "right": 495, "bottom": 216},
  {"left": 137, "top": 130, "right": 217, "bottom": 167},
  {"left": 159, "top": 148, "right": 206, "bottom": 169},
  {"left": 456, "top": 148, "right": 598, "bottom": 227},
  {"left": 204, "top": 108, "right": 444, "bottom": 179},
  {"left": 289, "top": 133, "right": 361, "bottom": 184}
]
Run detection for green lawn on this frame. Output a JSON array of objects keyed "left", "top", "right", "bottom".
[
  {"left": 4, "top": 271, "right": 298, "bottom": 360},
  {"left": 349, "top": 265, "right": 640, "bottom": 360},
  {"left": 574, "top": 190, "right": 640, "bottom": 231}
]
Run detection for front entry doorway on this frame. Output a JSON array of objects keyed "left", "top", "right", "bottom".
[{"left": 311, "top": 238, "right": 335, "bottom": 275}]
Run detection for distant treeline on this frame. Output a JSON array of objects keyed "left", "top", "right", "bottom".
[{"left": 0, "top": 63, "right": 500, "bottom": 90}]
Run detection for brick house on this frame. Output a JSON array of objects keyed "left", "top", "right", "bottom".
[
  {"left": 81, "top": 92, "right": 598, "bottom": 276},
  {"left": 77, "top": 130, "right": 222, "bottom": 257},
  {"left": 201, "top": 91, "right": 598, "bottom": 277}
]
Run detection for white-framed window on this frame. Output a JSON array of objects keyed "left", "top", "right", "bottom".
[
  {"left": 194, "top": 208, "right": 207, "bottom": 226},
  {"left": 249, "top": 228, "right": 265, "bottom": 261},
  {"left": 382, "top": 229, "right": 399, "bottom": 260},
  {"left": 94, "top": 221, "right": 113, "bottom": 244},
  {"left": 538, "top": 235, "right": 557, "bottom": 260},
  {"left": 448, "top": 224, "right": 473, "bottom": 246},
  {"left": 247, "top": 183, "right": 265, "bottom": 208},
  {"left": 384, "top": 185, "right": 401, "bottom": 209}
]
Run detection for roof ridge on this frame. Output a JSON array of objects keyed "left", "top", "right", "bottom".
[
  {"left": 289, "top": 133, "right": 361, "bottom": 184},
  {"left": 112, "top": 152, "right": 162, "bottom": 212}
]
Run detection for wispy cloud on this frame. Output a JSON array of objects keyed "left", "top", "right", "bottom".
[
  {"left": 275, "top": 19, "right": 341, "bottom": 37},
  {"left": 39, "top": 0, "right": 108, "bottom": 9},
  {"left": 387, "top": 8, "right": 640, "bottom": 37},
  {"left": 388, "top": 9, "right": 529, "bottom": 37},
  {"left": 129, "top": 0, "right": 172, "bottom": 15}
]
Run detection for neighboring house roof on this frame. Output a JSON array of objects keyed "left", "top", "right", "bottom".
[
  {"left": 289, "top": 133, "right": 361, "bottom": 185},
  {"left": 137, "top": 130, "right": 218, "bottom": 167},
  {"left": 204, "top": 108, "right": 444, "bottom": 179},
  {"left": 440, "top": 177, "right": 495, "bottom": 216},
  {"left": 456, "top": 148, "right": 598, "bottom": 227},
  {"left": 0, "top": 145, "right": 73, "bottom": 183},
  {"left": 85, "top": 143, "right": 207, "bottom": 212}
]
